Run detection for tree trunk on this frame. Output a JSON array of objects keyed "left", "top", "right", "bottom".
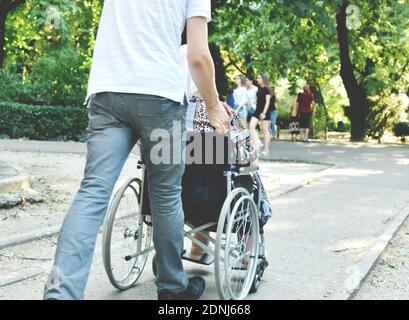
[
  {"left": 209, "top": 43, "right": 228, "bottom": 97},
  {"left": 315, "top": 83, "right": 330, "bottom": 123},
  {"left": 336, "top": 0, "right": 368, "bottom": 141},
  {"left": 0, "top": 0, "right": 26, "bottom": 68},
  {"left": 245, "top": 55, "right": 255, "bottom": 80},
  {"left": 309, "top": 83, "right": 329, "bottom": 139},
  {"left": 209, "top": 0, "right": 228, "bottom": 98},
  {"left": 0, "top": 8, "right": 7, "bottom": 68}
]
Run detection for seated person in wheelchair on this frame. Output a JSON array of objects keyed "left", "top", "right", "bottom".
[{"left": 180, "top": 45, "right": 272, "bottom": 264}]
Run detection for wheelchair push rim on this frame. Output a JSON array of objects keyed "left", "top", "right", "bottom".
[
  {"left": 215, "top": 187, "right": 260, "bottom": 300},
  {"left": 102, "top": 177, "right": 152, "bottom": 290}
]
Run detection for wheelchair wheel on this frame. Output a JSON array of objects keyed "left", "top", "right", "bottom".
[
  {"left": 215, "top": 187, "right": 260, "bottom": 300},
  {"left": 250, "top": 258, "right": 268, "bottom": 294},
  {"left": 102, "top": 177, "right": 153, "bottom": 290},
  {"left": 250, "top": 265, "right": 262, "bottom": 294},
  {"left": 152, "top": 254, "right": 157, "bottom": 277}
]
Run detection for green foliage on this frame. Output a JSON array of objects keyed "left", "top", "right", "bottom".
[
  {"left": 2, "top": 0, "right": 409, "bottom": 142},
  {"left": 312, "top": 103, "right": 328, "bottom": 138},
  {"left": 28, "top": 48, "right": 86, "bottom": 105},
  {"left": 367, "top": 93, "right": 405, "bottom": 141},
  {"left": 275, "top": 79, "right": 294, "bottom": 125},
  {"left": 0, "top": 102, "right": 88, "bottom": 141},
  {"left": 0, "top": 69, "right": 35, "bottom": 103},
  {"left": 0, "top": 48, "right": 86, "bottom": 105},
  {"left": 212, "top": 0, "right": 409, "bottom": 141},
  {"left": 3, "top": 0, "right": 102, "bottom": 105},
  {"left": 393, "top": 122, "right": 409, "bottom": 142},
  {"left": 328, "top": 119, "right": 351, "bottom": 133},
  {"left": 211, "top": 0, "right": 339, "bottom": 84},
  {"left": 276, "top": 112, "right": 291, "bottom": 130}
]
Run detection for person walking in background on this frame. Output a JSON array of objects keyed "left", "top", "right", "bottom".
[
  {"left": 43, "top": 0, "right": 229, "bottom": 301},
  {"left": 233, "top": 75, "right": 249, "bottom": 125},
  {"left": 296, "top": 84, "right": 315, "bottom": 142},
  {"left": 245, "top": 77, "right": 258, "bottom": 124},
  {"left": 270, "top": 87, "right": 278, "bottom": 140},
  {"left": 289, "top": 98, "right": 300, "bottom": 142},
  {"left": 249, "top": 73, "right": 274, "bottom": 156},
  {"left": 226, "top": 84, "right": 235, "bottom": 109}
]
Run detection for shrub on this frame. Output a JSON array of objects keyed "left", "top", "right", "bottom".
[
  {"left": 393, "top": 122, "right": 409, "bottom": 142},
  {"left": 0, "top": 70, "right": 36, "bottom": 104},
  {"left": 328, "top": 119, "right": 351, "bottom": 132},
  {"left": 367, "top": 93, "right": 404, "bottom": 141},
  {"left": 0, "top": 102, "right": 88, "bottom": 142},
  {"left": 276, "top": 114, "right": 290, "bottom": 129},
  {"left": 312, "top": 103, "right": 328, "bottom": 138},
  {"left": 27, "top": 48, "right": 87, "bottom": 106},
  {"left": 0, "top": 49, "right": 87, "bottom": 106}
]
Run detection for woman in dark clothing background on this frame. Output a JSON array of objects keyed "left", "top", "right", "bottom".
[{"left": 249, "top": 73, "right": 275, "bottom": 156}]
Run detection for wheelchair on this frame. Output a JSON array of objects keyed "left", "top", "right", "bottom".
[{"left": 101, "top": 147, "right": 268, "bottom": 300}]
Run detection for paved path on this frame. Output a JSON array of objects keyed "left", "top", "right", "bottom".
[
  {"left": 0, "top": 139, "right": 409, "bottom": 299},
  {"left": 0, "top": 139, "right": 87, "bottom": 154},
  {"left": 0, "top": 160, "right": 18, "bottom": 180}
]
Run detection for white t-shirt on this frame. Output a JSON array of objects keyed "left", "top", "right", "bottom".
[
  {"left": 86, "top": 0, "right": 211, "bottom": 103},
  {"left": 233, "top": 87, "right": 248, "bottom": 108},
  {"left": 179, "top": 44, "right": 198, "bottom": 101},
  {"left": 179, "top": 44, "right": 197, "bottom": 131}
]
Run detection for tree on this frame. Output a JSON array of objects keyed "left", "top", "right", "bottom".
[
  {"left": 2, "top": 0, "right": 103, "bottom": 105},
  {"left": 0, "top": 0, "right": 26, "bottom": 68},
  {"left": 336, "top": 1, "right": 368, "bottom": 141},
  {"left": 212, "top": 0, "right": 409, "bottom": 141}
]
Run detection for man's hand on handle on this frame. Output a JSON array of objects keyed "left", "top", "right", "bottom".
[{"left": 206, "top": 102, "right": 230, "bottom": 135}]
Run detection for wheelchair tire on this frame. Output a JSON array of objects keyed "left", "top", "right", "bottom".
[
  {"left": 250, "top": 258, "right": 268, "bottom": 294},
  {"left": 102, "top": 177, "right": 153, "bottom": 290},
  {"left": 250, "top": 265, "right": 262, "bottom": 293},
  {"left": 215, "top": 187, "right": 260, "bottom": 300},
  {"left": 152, "top": 254, "right": 157, "bottom": 277}
]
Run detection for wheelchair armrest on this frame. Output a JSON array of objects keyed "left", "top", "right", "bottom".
[{"left": 237, "top": 165, "right": 259, "bottom": 175}]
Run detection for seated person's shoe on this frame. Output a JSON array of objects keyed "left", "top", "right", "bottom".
[{"left": 158, "top": 276, "right": 205, "bottom": 300}]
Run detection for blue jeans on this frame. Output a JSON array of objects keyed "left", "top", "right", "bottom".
[
  {"left": 270, "top": 110, "right": 278, "bottom": 137},
  {"left": 247, "top": 107, "right": 256, "bottom": 123},
  {"left": 43, "top": 92, "right": 188, "bottom": 300}
]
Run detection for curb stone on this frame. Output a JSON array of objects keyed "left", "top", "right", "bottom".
[
  {"left": 0, "top": 263, "right": 51, "bottom": 288},
  {"left": 0, "top": 164, "right": 31, "bottom": 193},
  {"left": 329, "top": 207, "right": 409, "bottom": 300},
  {"left": 0, "top": 226, "right": 61, "bottom": 250}
]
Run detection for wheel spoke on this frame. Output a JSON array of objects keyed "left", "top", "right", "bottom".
[
  {"left": 103, "top": 178, "right": 152, "bottom": 290},
  {"left": 223, "top": 191, "right": 259, "bottom": 299}
]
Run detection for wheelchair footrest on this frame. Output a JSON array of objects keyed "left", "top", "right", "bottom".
[{"left": 182, "top": 250, "right": 215, "bottom": 266}]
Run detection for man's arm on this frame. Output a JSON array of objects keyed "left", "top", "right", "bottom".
[{"left": 186, "top": 17, "right": 229, "bottom": 134}]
